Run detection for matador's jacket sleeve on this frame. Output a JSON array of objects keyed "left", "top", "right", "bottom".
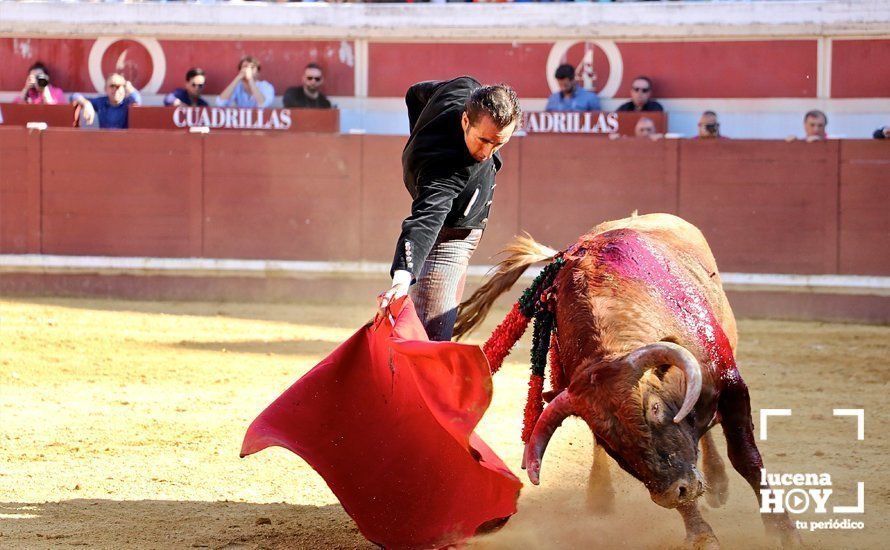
[
  {"left": 405, "top": 81, "right": 444, "bottom": 133},
  {"left": 391, "top": 167, "right": 467, "bottom": 282}
]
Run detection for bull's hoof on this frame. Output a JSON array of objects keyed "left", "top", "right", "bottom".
[
  {"left": 763, "top": 514, "right": 802, "bottom": 548},
  {"left": 762, "top": 517, "right": 802, "bottom": 549},
  {"left": 685, "top": 532, "right": 720, "bottom": 550},
  {"left": 704, "top": 476, "right": 729, "bottom": 509},
  {"left": 781, "top": 530, "right": 804, "bottom": 549}
]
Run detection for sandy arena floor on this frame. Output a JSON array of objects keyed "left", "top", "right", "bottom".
[{"left": 1, "top": 297, "right": 887, "bottom": 549}]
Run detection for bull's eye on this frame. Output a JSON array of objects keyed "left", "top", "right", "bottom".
[{"left": 646, "top": 400, "right": 666, "bottom": 425}]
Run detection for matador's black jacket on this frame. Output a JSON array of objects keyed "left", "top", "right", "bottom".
[{"left": 390, "top": 76, "right": 502, "bottom": 282}]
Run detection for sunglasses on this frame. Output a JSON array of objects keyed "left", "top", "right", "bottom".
[
  {"left": 305, "top": 76, "right": 322, "bottom": 82},
  {"left": 189, "top": 82, "right": 205, "bottom": 89},
  {"left": 632, "top": 86, "right": 650, "bottom": 93}
]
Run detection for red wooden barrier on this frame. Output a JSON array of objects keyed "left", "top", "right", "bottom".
[
  {"left": 0, "top": 103, "right": 77, "bottom": 128},
  {"left": 678, "top": 139, "right": 839, "bottom": 274},
  {"left": 1, "top": 128, "right": 888, "bottom": 279},
  {"left": 358, "top": 136, "right": 410, "bottom": 264},
  {"left": 0, "top": 128, "right": 41, "bottom": 253},
  {"left": 518, "top": 134, "right": 679, "bottom": 250},
  {"left": 202, "top": 133, "right": 362, "bottom": 261},
  {"left": 40, "top": 129, "right": 202, "bottom": 257},
  {"left": 839, "top": 140, "right": 890, "bottom": 275}
]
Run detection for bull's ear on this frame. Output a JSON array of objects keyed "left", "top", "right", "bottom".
[
  {"left": 650, "top": 363, "right": 672, "bottom": 381},
  {"left": 587, "top": 360, "right": 633, "bottom": 387}
]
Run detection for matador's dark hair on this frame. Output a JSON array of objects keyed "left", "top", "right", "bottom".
[{"left": 465, "top": 84, "right": 522, "bottom": 129}]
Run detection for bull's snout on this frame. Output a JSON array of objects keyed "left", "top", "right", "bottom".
[{"left": 650, "top": 472, "right": 705, "bottom": 509}]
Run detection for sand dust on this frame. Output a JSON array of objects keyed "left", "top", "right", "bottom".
[{"left": 1, "top": 297, "right": 887, "bottom": 549}]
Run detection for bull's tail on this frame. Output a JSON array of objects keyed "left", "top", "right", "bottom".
[{"left": 454, "top": 233, "right": 559, "bottom": 340}]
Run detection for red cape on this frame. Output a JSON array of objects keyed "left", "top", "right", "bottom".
[{"left": 241, "top": 297, "right": 521, "bottom": 549}]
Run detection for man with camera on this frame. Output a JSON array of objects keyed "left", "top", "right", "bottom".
[
  {"left": 16, "top": 62, "right": 65, "bottom": 105},
  {"left": 696, "top": 110, "right": 725, "bottom": 139}
]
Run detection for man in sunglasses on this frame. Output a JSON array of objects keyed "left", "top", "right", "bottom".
[
  {"left": 164, "top": 68, "right": 209, "bottom": 107},
  {"left": 72, "top": 73, "right": 142, "bottom": 129},
  {"left": 616, "top": 76, "right": 664, "bottom": 112},
  {"left": 283, "top": 63, "right": 332, "bottom": 109}
]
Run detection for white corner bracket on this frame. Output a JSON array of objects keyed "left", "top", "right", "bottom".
[
  {"left": 833, "top": 408, "right": 865, "bottom": 440},
  {"left": 759, "top": 408, "right": 792, "bottom": 441}
]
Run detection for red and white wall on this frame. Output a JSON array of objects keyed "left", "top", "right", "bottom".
[{"left": 1, "top": 1, "right": 889, "bottom": 137}]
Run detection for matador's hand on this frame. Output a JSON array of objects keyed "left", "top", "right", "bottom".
[{"left": 377, "top": 270, "right": 412, "bottom": 319}]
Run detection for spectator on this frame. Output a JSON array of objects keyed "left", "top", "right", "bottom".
[
  {"left": 283, "top": 63, "right": 333, "bottom": 109},
  {"left": 616, "top": 76, "right": 664, "bottom": 112},
  {"left": 634, "top": 117, "right": 663, "bottom": 140},
  {"left": 695, "top": 110, "right": 725, "bottom": 139},
  {"left": 872, "top": 126, "right": 889, "bottom": 139},
  {"left": 72, "top": 73, "right": 142, "bottom": 129},
  {"left": 164, "top": 68, "right": 208, "bottom": 107},
  {"left": 544, "top": 63, "right": 600, "bottom": 112},
  {"left": 216, "top": 55, "right": 274, "bottom": 109},
  {"left": 788, "top": 110, "right": 828, "bottom": 142},
  {"left": 15, "top": 62, "right": 65, "bottom": 105}
]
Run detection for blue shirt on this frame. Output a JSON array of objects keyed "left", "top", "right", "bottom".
[
  {"left": 545, "top": 87, "right": 601, "bottom": 112},
  {"left": 215, "top": 80, "right": 275, "bottom": 108},
  {"left": 164, "top": 88, "right": 208, "bottom": 107},
  {"left": 84, "top": 91, "right": 142, "bottom": 129}
]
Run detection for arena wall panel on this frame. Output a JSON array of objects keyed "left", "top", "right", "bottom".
[
  {"left": 359, "top": 135, "right": 411, "bottom": 263},
  {"left": 0, "top": 38, "right": 355, "bottom": 97},
  {"left": 0, "top": 128, "right": 40, "bottom": 253},
  {"left": 678, "top": 140, "right": 839, "bottom": 275},
  {"left": 202, "top": 133, "right": 363, "bottom": 261},
  {"left": 518, "top": 136, "right": 679, "bottom": 251},
  {"left": 831, "top": 39, "right": 890, "bottom": 99},
  {"left": 615, "top": 41, "right": 818, "bottom": 99},
  {"left": 3, "top": 130, "right": 889, "bottom": 280},
  {"left": 40, "top": 129, "right": 200, "bottom": 257},
  {"left": 838, "top": 140, "right": 890, "bottom": 275},
  {"left": 368, "top": 43, "right": 553, "bottom": 99}
]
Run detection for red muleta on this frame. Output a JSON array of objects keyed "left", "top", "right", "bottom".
[{"left": 240, "top": 296, "right": 521, "bottom": 550}]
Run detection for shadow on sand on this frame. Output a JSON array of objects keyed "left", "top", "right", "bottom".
[{"left": 0, "top": 499, "right": 375, "bottom": 549}]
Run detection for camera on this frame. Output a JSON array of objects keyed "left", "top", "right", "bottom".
[
  {"left": 35, "top": 73, "right": 50, "bottom": 88},
  {"left": 704, "top": 122, "right": 719, "bottom": 134}
]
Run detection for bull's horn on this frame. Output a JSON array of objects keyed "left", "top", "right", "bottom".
[
  {"left": 523, "top": 390, "right": 576, "bottom": 485},
  {"left": 625, "top": 342, "right": 702, "bottom": 424}
]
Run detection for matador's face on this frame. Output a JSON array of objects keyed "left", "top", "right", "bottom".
[{"left": 461, "top": 112, "right": 516, "bottom": 163}]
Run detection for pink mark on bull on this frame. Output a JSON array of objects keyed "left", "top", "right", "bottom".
[{"left": 596, "top": 229, "right": 737, "bottom": 385}]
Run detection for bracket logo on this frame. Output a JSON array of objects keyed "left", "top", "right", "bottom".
[{"left": 759, "top": 408, "right": 865, "bottom": 531}]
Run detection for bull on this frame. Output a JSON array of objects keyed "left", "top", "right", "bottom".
[{"left": 454, "top": 213, "right": 800, "bottom": 548}]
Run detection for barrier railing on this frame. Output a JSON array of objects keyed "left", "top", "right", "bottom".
[{"left": 1, "top": 127, "right": 887, "bottom": 277}]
